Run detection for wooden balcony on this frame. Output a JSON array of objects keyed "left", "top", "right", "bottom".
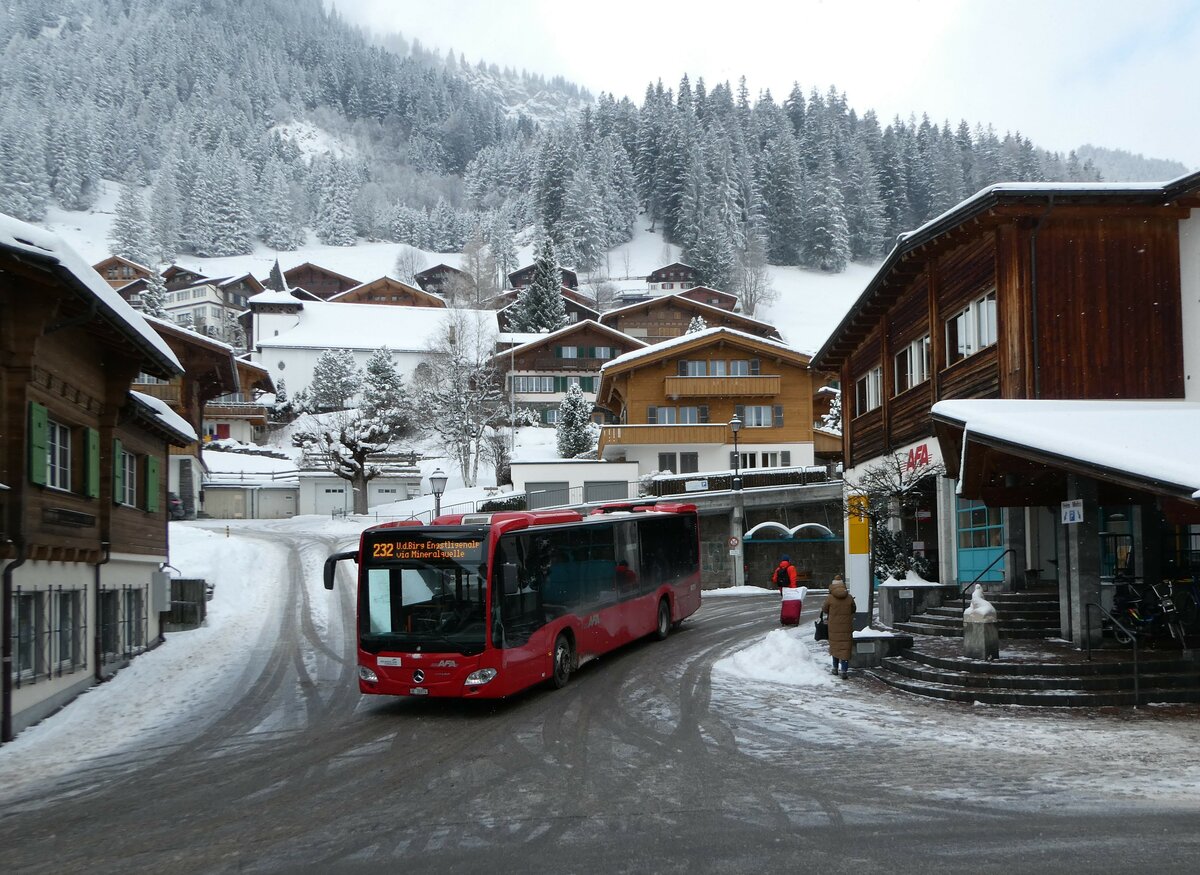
[
  {"left": 663, "top": 375, "right": 781, "bottom": 397},
  {"left": 598, "top": 423, "right": 730, "bottom": 455},
  {"left": 131, "top": 382, "right": 182, "bottom": 405},
  {"left": 205, "top": 402, "right": 269, "bottom": 424}
]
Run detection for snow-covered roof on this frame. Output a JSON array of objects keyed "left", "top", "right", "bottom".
[
  {"left": 248, "top": 289, "right": 307, "bottom": 306},
  {"left": 144, "top": 313, "right": 236, "bottom": 354},
  {"left": 931, "top": 399, "right": 1200, "bottom": 501},
  {"left": 202, "top": 449, "right": 298, "bottom": 487},
  {"left": 491, "top": 319, "right": 645, "bottom": 361},
  {"left": 602, "top": 326, "right": 809, "bottom": 373},
  {"left": 600, "top": 292, "right": 775, "bottom": 331},
  {"left": 255, "top": 302, "right": 497, "bottom": 352},
  {"left": 128, "top": 391, "right": 198, "bottom": 443},
  {"left": 0, "top": 215, "right": 181, "bottom": 375}
]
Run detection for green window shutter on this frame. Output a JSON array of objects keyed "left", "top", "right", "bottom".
[
  {"left": 554, "top": 346, "right": 563, "bottom": 359},
  {"left": 554, "top": 376, "right": 565, "bottom": 393},
  {"left": 587, "top": 347, "right": 596, "bottom": 359},
  {"left": 145, "top": 456, "right": 160, "bottom": 513},
  {"left": 112, "top": 438, "right": 124, "bottom": 505},
  {"left": 28, "top": 401, "right": 48, "bottom": 486},
  {"left": 85, "top": 428, "right": 101, "bottom": 498},
  {"left": 582, "top": 377, "right": 594, "bottom": 392},
  {"left": 677, "top": 360, "right": 687, "bottom": 376}
]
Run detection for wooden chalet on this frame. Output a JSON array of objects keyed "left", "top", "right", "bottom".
[
  {"left": 280, "top": 263, "right": 360, "bottom": 299},
  {"left": 677, "top": 285, "right": 739, "bottom": 312},
  {"left": 646, "top": 262, "right": 698, "bottom": 292},
  {"left": 494, "top": 320, "right": 645, "bottom": 426},
  {"left": 203, "top": 358, "right": 276, "bottom": 444},
  {"left": 162, "top": 265, "right": 210, "bottom": 289},
  {"left": 507, "top": 263, "right": 579, "bottom": 290},
  {"left": 599, "top": 294, "right": 781, "bottom": 344},
  {"left": 495, "top": 288, "right": 599, "bottom": 332},
  {"left": 138, "top": 317, "right": 244, "bottom": 519},
  {"left": 595, "top": 328, "right": 834, "bottom": 474},
  {"left": 811, "top": 173, "right": 1200, "bottom": 646},
  {"left": 92, "top": 254, "right": 153, "bottom": 289},
  {"left": 2, "top": 217, "right": 192, "bottom": 741},
  {"left": 414, "top": 263, "right": 473, "bottom": 297},
  {"left": 330, "top": 277, "right": 447, "bottom": 308}
]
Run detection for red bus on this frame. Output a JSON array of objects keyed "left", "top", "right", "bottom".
[{"left": 323, "top": 502, "right": 702, "bottom": 698}]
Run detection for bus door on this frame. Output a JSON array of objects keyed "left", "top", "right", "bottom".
[{"left": 492, "top": 534, "right": 554, "bottom": 689}]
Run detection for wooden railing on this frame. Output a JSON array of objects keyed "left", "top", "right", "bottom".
[
  {"left": 598, "top": 423, "right": 729, "bottom": 454},
  {"left": 663, "top": 375, "right": 781, "bottom": 397},
  {"left": 131, "top": 382, "right": 181, "bottom": 405}
]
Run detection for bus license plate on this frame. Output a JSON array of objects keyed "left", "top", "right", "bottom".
[{"left": 410, "top": 687, "right": 428, "bottom": 696}]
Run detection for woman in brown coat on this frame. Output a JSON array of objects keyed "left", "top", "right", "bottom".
[{"left": 820, "top": 575, "right": 856, "bottom": 678}]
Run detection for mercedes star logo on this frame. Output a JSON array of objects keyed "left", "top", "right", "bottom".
[{"left": 413, "top": 669, "right": 425, "bottom": 683}]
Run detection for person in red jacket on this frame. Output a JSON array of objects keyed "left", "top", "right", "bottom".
[{"left": 775, "top": 555, "right": 805, "bottom": 625}]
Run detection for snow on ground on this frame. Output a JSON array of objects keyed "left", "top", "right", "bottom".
[{"left": 0, "top": 525, "right": 282, "bottom": 797}]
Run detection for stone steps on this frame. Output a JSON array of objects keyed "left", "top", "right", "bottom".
[
  {"left": 894, "top": 587, "right": 1062, "bottom": 640},
  {"left": 872, "top": 648, "right": 1200, "bottom": 706}
]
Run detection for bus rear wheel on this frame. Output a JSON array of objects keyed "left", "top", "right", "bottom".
[
  {"left": 552, "top": 634, "right": 573, "bottom": 689},
  {"left": 654, "top": 598, "right": 671, "bottom": 641}
]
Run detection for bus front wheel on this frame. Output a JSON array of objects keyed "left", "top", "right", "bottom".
[
  {"left": 654, "top": 598, "right": 671, "bottom": 641},
  {"left": 552, "top": 634, "right": 573, "bottom": 689}
]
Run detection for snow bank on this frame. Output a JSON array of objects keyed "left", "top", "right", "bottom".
[{"left": 712, "top": 625, "right": 837, "bottom": 688}]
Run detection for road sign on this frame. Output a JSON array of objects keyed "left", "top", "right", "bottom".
[
  {"left": 1061, "top": 499, "right": 1084, "bottom": 525},
  {"left": 728, "top": 535, "right": 739, "bottom": 548}
]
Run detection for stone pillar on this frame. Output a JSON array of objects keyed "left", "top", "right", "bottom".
[
  {"left": 1003, "top": 506, "right": 1026, "bottom": 592},
  {"left": 1066, "top": 474, "right": 1103, "bottom": 648},
  {"left": 936, "top": 476, "right": 958, "bottom": 587}
]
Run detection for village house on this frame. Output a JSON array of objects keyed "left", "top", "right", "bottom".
[
  {"left": 599, "top": 294, "right": 782, "bottom": 344},
  {"left": 328, "top": 276, "right": 447, "bottom": 307},
  {"left": 1, "top": 216, "right": 195, "bottom": 742},
  {"left": 811, "top": 172, "right": 1200, "bottom": 646},
  {"left": 414, "top": 263, "right": 473, "bottom": 298},
  {"left": 494, "top": 320, "right": 646, "bottom": 426},
  {"left": 507, "top": 263, "right": 579, "bottom": 291},
  {"left": 493, "top": 287, "right": 599, "bottom": 331},
  {"left": 277, "top": 262, "right": 361, "bottom": 300},
  {"left": 646, "top": 261, "right": 698, "bottom": 293},
  {"left": 595, "top": 327, "right": 836, "bottom": 477},
  {"left": 91, "top": 254, "right": 153, "bottom": 290}
]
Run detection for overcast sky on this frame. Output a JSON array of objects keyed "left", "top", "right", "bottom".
[{"left": 330, "top": 0, "right": 1200, "bottom": 169}]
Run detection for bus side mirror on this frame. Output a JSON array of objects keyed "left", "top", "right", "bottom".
[
  {"left": 324, "top": 550, "right": 359, "bottom": 590},
  {"left": 503, "top": 563, "right": 519, "bottom": 596}
]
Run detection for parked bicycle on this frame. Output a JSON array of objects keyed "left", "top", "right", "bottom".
[{"left": 1111, "top": 580, "right": 1187, "bottom": 646}]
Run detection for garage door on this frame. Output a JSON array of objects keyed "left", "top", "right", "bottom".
[
  {"left": 584, "top": 480, "right": 629, "bottom": 503},
  {"left": 526, "top": 481, "right": 570, "bottom": 510}
]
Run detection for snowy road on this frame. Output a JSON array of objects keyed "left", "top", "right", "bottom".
[{"left": 2, "top": 521, "right": 1200, "bottom": 873}]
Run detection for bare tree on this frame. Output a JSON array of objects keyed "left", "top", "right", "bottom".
[
  {"left": 413, "top": 310, "right": 506, "bottom": 487},
  {"left": 292, "top": 412, "right": 390, "bottom": 514},
  {"left": 733, "top": 235, "right": 777, "bottom": 316},
  {"left": 460, "top": 230, "right": 500, "bottom": 307},
  {"left": 393, "top": 245, "right": 427, "bottom": 285},
  {"left": 843, "top": 452, "right": 944, "bottom": 580}
]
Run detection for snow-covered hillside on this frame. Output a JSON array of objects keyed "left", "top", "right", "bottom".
[{"left": 43, "top": 191, "right": 872, "bottom": 357}]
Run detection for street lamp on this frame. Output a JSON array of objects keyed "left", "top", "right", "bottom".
[
  {"left": 729, "top": 415, "right": 743, "bottom": 490},
  {"left": 430, "top": 468, "right": 448, "bottom": 520}
]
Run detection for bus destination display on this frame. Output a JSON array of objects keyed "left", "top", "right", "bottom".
[{"left": 367, "top": 535, "right": 483, "bottom": 562}]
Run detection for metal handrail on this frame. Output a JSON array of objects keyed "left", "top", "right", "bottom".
[
  {"left": 959, "top": 548, "right": 1016, "bottom": 605},
  {"left": 1084, "top": 601, "right": 1140, "bottom": 708}
]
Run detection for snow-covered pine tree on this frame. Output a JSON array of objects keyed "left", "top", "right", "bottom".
[
  {"left": 555, "top": 383, "right": 595, "bottom": 458},
  {"left": 309, "top": 348, "right": 362, "bottom": 410},
  {"left": 686, "top": 315, "right": 708, "bottom": 334},
  {"left": 149, "top": 162, "right": 184, "bottom": 264},
  {"left": 264, "top": 258, "right": 287, "bottom": 292},
  {"left": 140, "top": 271, "right": 170, "bottom": 319},
  {"left": 110, "top": 181, "right": 154, "bottom": 267},
  {"left": 802, "top": 142, "right": 851, "bottom": 272},
  {"left": 687, "top": 209, "right": 736, "bottom": 291},
  {"left": 820, "top": 389, "right": 842, "bottom": 433},
  {"left": 257, "top": 156, "right": 304, "bottom": 251},
  {"left": 561, "top": 165, "right": 605, "bottom": 274},
  {"left": 315, "top": 159, "right": 357, "bottom": 246},
  {"left": 507, "top": 236, "right": 568, "bottom": 333},
  {"left": 360, "top": 346, "right": 411, "bottom": 438}
]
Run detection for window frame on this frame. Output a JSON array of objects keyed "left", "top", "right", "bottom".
[
  {"left": 119, "top": 450, "right": 138, "bottom": 507},
  {"left": 946, "top": 289, "right": 997, "bottom": 366},
  {"left": 893, "top": 334, "right": 931, "bottom": 395},
  {"left": 854, "top": 366, "right": 883, "bottom": 417},
  {"left": 46, "top": 417, "right": 72, "bottom": 491}
]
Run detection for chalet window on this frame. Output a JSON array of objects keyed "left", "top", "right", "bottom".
[
  {"left": 710, "top": 360, "right": 727, "bottom": 376},
  {"left": 568, "top": 312, "right": 579, "bottom": 323},
  {"left": 556, "top": 345, "right": 578, "bottom": 359},
  {"left": 15, "top": 590, "right": 44, "bottom": 680},
  {"left": 742, "top": 405, "right": 775, "bottom": 427},
  {"left": 729, "top": 359, "right": 761, "bottom": 376},
  {"left": 854, "top": 367, "right": 883, "bottom": 416},
  {"left": 125, "top": 588, "right": 145, "bottom": 650},
  {"left": 663, "top": 282, "right": 674, "bottom": 290},
  {"left": 946, "top": 289, "right": 997, "bottom": 366},
  {"left": 678, "top": 360, "right": 707, "bottom": 377},
  {"left": 542, "top": 408, "right": 559, "bottom": 425},
  {"left": 679, "top": 406, "right": 709, "bottom": 424},
  {"left": 679, "top": 452, "right": 699, "bottom": 474},
  {"left": 512, "top": 376, "right": 554, "bottom": 393},
  {"left": 119, "top": 450, "right": 137, "bottom": 506},
  {"left": 46, "top": 417, "right": 72, "bottom": 491},
  {"left": 593, "top": 346, "right": 614, "bottom": 360},
  {"left": 761, "top": 452, "right": 779, "bottom": 467},
  {"left": 647, "top": 406, "right": 677, "bottom": 425},
  {"left": 56, "top": 589, "right": 83, "bottom": 670},
  {"left": 658, "top": 453, "right": 677, "bottom": 473},
  {"left": 894, "top": 334, "right": 931, "bottom": 394}
]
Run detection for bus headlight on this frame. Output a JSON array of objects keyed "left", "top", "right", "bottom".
[
  {"left": 359, "top": 666, "right": 379, "bottom": 684},
  {"left": 464, "top": 668, "right": 497, "bottom": 686}
]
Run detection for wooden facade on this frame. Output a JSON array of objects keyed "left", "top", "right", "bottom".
[
  {"left": 91, "top": 255, "right": 152, "bottom": 289},
  {"left": 815, "top": 196, "right": 1191, "bottom": 470},
  {"left": 496, "top": 290, "right": 599, "bottom": 331},
  {"left": 596, "top": 330, "right": 822, "bottom": 457},
  {"left": 677, "top": 285, "right": 739, "bottom": 311},
  {"left": 507, "top": 264, "right": 579, "bottom": 290},
  {"left": 646, "top": 262, "right": 698, "bottom": 290},
  {"left": 413, "top": 264, "right": 472, "bottom": 297},
  {"left": 330, "top": 277, "right": 447, "bottom": 307},
  {"left": 280, "top": 263, "right": 361, "bottom": 299},
  {"left": 599, "top": 294, "right": 781, "bottom": 344}
]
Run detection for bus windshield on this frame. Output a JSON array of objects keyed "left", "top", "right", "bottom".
[{"left": 359, "top": 530, "right": 488, "bottom": 655}]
